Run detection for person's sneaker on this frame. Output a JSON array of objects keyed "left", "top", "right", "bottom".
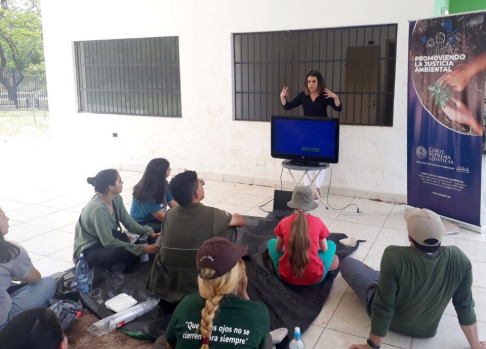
[
  {"left": 329, "top": 255, "right": 340, "bottom": 272},
  {"left": 270, "top": 328, "right": 288, "bottom": 344},
  {"left": 110, "top": 263, "right": 126, "bottom": 273}
]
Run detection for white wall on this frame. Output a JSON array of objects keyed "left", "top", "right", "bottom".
[{"left": 41, "top": 0, "right": 435, "bottom": 201}]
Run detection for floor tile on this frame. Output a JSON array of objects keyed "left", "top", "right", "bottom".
[
  {"left": 444, "top": 287, "right": 486, "bottom": 322},
  {"left": 374, "top": 228, "right": 410, "bottom": 247},
  {"left": 21, "top": 231, "right": 74, "bottom": 256},
  {"left": 444, "top": 227, "right": 486, "bottom": 243},
  {"left": 312, "top": 205, "right": 344, "bottom": 220},
  {"left": 301, "top": 325, "right": 324, "bottom": 349},
  {"left": 471, "top": 261, "right": 486, "bottom": 289},
  {"left": 33, "top": 257, "right": 74, "bottom": 277},
  {"left": 49, "top": 246, "right": 74, "bottom": 263},
  {"left": 0, "top": 199, "right": 31, "bottom": 213},
  {"left": 442, "top": 237, "right": 486, "bottom": 263},
  {"left": 220, "top": 193, "right": 270, "bottom": 208},
  {"left": 244, "top": 206, "right": 270, "bottom": 218},
  {"left": 328, "top": 220, "right": 381, "bottom": 244},
  {"left": 4, "top": 223, "right": 52, "bottom": 242},
  {"left": 336, "top": 209, "right": 390, "bottom": 228},
  {"left": 363, "top": 244, "right": 388, "bottom": 269},
  {"left": 412, "top": 314, "right": 486, "bottom": 349},
  {"left": 209, "top": 182, "right": 250, "bottom": 193},
  {"left": 27, "top": 210, "right": 79, "bottom": 230},
  {"left": 201, "top": 179, "right": 222, "bottom": 189},
  {"left": 383, "top": 213, "right": 407, "bottom": 231},
  {"left": 213, "top": 203, "right": 250, "bottom": 215},
  {"left": 327, "top": 293, "right": 413, "bottom": 348},
  {"left": 349, "top": 242, "right": 373, "bottom": 262},
  {"left": 240, "top": 185, "right": 277, "bottom": 197},
  {"left": 117, "top": 170, "right": 142, "bottom": 179},
  {"left": 27, "top": 252, "right": 45, "bottom": 262},
  {"left": 391, "top": 203, "right": 407, "bottom": 214},
  {"left": 65, "top": 203, "right": 85, "bottom": 214},
  {"left": 203, "top": 188, "right": 236, "bottom": 203},
  {"left": 8, "top": 205, "right": 60, "bottom": 222},
  {"left": 39, "top": 195, "right": 91, "bottom": 210},
  {"left": 332, "top": 272, "right": 350, "bottom": 292},
  {"left": 312, "top": 289, "right": 346, "bottom": 328},
  {"left": 315, "top": 329, "right": 403, "bottom": 349},
  {"left": 349, "top": 198, "right": 395, "bottom": 214},
  {"left": 7, "top": 220, "right": 22, "bottom": 227}
]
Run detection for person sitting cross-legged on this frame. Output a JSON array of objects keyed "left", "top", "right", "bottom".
[
  {"left": 342, "top": 208, "right": 486, "bottom": 349},
  {"left": 148, "top": 170, "right": 246, "bottom": 304}
]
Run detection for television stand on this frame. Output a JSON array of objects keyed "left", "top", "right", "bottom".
[{"left": 281, "top": 160, "right": 330, "bottom": 209}]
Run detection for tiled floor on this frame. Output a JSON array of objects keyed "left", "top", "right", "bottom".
[{"left": 1, "top": 137, "right": 485, "bottom": 348}]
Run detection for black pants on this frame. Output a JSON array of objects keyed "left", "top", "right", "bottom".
[
  {"left": 142, "top": 220, "right": 162, "bottom": 233},
  {"left": 83, "top": 243, "right": 139, "bottom": 269}
]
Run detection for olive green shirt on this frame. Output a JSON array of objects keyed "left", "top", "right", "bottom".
[
  {"left": 73, "top": 194, "right": 153, "bottom": 259},
  {"left": 149, "top": 203, "right": 235, "bottom": 303},
  {"left": 371, "top": 245, "right": 476, "bottom": 338}
]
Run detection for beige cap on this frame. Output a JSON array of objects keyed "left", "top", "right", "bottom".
[{"left": 404, "top": 208, "right": 444, "bottom": 252}]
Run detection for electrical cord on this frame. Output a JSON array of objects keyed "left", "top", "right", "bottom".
[
  {"left": 325, "top": 165, "right": 362, "bottom": 213},
  {"left": 258, "top": 167, "right": 285, "bottom": 214}
]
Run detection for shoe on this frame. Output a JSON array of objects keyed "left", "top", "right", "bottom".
[
  {"left": 329, "top": 255, "right": 340, "bottom": 272},
  {"left": 270, "top": 327, "right": 288, "bottom": 344}
]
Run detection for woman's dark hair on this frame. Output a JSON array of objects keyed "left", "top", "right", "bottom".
[
  {"left": 133, "top": 158, "right": 170, "bottom": 204},
  {"left": 0, "top": 307, "right": 64, "bottom": 349},
  {"left": 87, "top": 169, "right": 119, "bottom": 193},
  {"left": 169, "top": 170, "right": 199, "bottom": 206},
  {"left": 303, "top": 70, "right": 325, "bottom": 95},
  {"left": 0, "top": 232, "right": 20, "bottom": 263}
]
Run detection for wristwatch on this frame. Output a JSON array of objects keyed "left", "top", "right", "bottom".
[{"left": 367, "top": 339, "right": 380, "bottom": 349}]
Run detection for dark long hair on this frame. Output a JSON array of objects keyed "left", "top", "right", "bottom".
[
  {"left": 0, "top": 307, "right": 64, "bottom": 349},
  {"left": 0, "top": 231, "right": 20, "bottom": 264},
  {"left": 303, "top": 70, "right": 325, "bottom": 95},
  {"left": 133, "top": 158, "right": 170, "bottom": 204},
  {"left": 87, "top": 169, "right": 119, "bottom": 194}
]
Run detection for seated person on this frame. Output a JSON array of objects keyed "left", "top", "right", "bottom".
[
  {"left": 149, "top": 170, "right": 246, "bottom": 303},
  {"left": 130, "top": 158, "right": 178, "bottom": 233},
  {"left": 0, "top": 207, "right": 57, "bottom": 332},
  {"left": 73, "top": 169, "right": 160, "bottom": 270},
  {"left": 267, "top": 186, "right": 338, "bottom": 286},
  {"left": 0, "top": 307, "right": 68, "bottom": 349},
  {"left": 343, "top": 209, "right": 485, "bottom": 349},
  {"left": 155, "top": 237, "right": 270, "bottom": 349}
]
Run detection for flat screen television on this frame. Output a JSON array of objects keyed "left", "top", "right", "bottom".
[{"left": 271, "top": 116, "right": 340, "bottom": 164}]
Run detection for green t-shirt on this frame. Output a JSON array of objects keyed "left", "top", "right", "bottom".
[
  {"left": 73, "top": 194, "right": 154, "bottom": 259},
  {"left": 371, "top": 245, "right": 476, "bottom": 338},
  {"left": 149, "top": 203, "right": 235, "bottom": 303},
  {"left": 166, "top": 294, "right": 270, "bottom": 349}
]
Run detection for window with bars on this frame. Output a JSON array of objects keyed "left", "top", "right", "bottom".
[
  {"left": 233, "top": 24, "right": 397, "bottom": 125},
  {"left": 75, "top": 37, "right": 181, "bottom": 117}
]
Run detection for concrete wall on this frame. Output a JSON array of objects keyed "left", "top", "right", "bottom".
[{"left": 41, "top": 0, "right": 436, "bottom": 202}]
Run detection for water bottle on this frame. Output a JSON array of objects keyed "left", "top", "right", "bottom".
[
  {"left": 76, "top": 254, "right": 90, "bottom": 293},
  {"left": 289, "top": 327, "right": 305, "bottom": 349}
]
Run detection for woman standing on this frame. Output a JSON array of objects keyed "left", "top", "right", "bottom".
[
  {"left": 73, "top": 169, "right": 160, "bottom": 270},
  {"left": 280, "top": 70, "right": 342, "bottom": 198},
  {"left": 130, "top": 158, "right": 178, "bottom": 233}
]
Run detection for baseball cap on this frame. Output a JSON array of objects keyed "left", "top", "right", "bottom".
[
  {"left": 196, "top": 237, "right": 248, "bottom": 279},
  {"left": 404, "top": 208, "right": 444, "bottom": 253}
]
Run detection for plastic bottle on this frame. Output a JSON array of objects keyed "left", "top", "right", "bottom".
[
  {"left": 88, "top": 298, "right": 159, "bottom": 336},
  {"left": 289, "top": 327, "right": 305, "bottom": 349},
  {"left": 75, "top": 254, "right": 90, "bottom": 293}
]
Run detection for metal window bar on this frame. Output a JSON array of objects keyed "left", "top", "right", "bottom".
[
  {"left": 74, "top": 37, "right": 181, "bottom": 117},
  {"left": 233, "top": 24, "right": 397, "bottom": 126}
]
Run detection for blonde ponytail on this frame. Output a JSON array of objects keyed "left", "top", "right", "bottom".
[
  {"left": 198, "top": 260, "right": 244, "bottom": 349},
  {"left": 288, "top": 211, "right": 311, "bottom": 278}
]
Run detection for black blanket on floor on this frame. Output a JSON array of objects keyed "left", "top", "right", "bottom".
[{"left": 74, "top": 216, "right": 358, "bottom": 345}]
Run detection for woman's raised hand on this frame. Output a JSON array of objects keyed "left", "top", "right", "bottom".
[
  {"left": 323, "top": 88, "right": 337, "bottom": 100},
  {"left": 280, "top": 86, "right": 290, "bottom": 99}
]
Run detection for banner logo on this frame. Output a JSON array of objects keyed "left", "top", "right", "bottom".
[{"left": 416, "top": 146, "right": 427, "bottom": 159}]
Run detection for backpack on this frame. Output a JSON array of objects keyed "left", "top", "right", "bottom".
[{"left": 48, "top": 299, "right": 83, "bottom": 330}]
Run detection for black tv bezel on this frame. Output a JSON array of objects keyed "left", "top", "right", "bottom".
[{"left": 271, "top": 115, "right": 340, "bottom": 164}]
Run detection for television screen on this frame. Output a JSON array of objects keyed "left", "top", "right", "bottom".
[{"left": 271, "top": 116, "right": 340, "bottom": 164}]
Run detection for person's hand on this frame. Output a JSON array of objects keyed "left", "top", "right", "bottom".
[
  {"left": 348, "top": 344, "right": 372, "bottom": 349},
  {"left": 437, "top": 63, "right": 475, "bottom": 92},
  {"left": 476, "top": 341, "right": 486, "bottom": 349},
  {"left": 237, "top": 271, "right": 249, "bottom": 300},
  {"left": 323, "top": 88, "right": 338, "bottom": 100},
  {"left": 280, "top": 86, "right": 289, "bottom": 99},
  {"left": 442, "top": 97, "right": 483, "bottom": 135},
  {"left": 150, "top": 232, "right": 161, "bottom": 240},
  {"left": 144, "top": 244, "right": 160, "bottom": 254}
]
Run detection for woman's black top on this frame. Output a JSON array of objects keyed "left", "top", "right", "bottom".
[{"left": 282, "top": 91, "right": 342, "bottom": 117}]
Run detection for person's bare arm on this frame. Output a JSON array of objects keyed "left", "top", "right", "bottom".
[
  {"left": 319, "top": 238, "right": 328, "bottom": 252},
  {"left": 276, "top": 236, "right": 285, "bottom": 253},
  {"left": 168, "top": 200, "right": 178, "bottom": 209},
  {"left": 460, "top": 323, "right": 486, "bottom": 349},
  {"left": 151, "top": 209, "right": 166, "bottom": 222},
  {"left": 21, "top": 267, "right": 41, "bottom": 284},
  {"left": 228, "top": 213, "right": 246, "bottom": 227}
]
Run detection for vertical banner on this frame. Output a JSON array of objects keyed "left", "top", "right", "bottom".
[{"left": 408, "top": 13, "right": 486, "bottom": 227}]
